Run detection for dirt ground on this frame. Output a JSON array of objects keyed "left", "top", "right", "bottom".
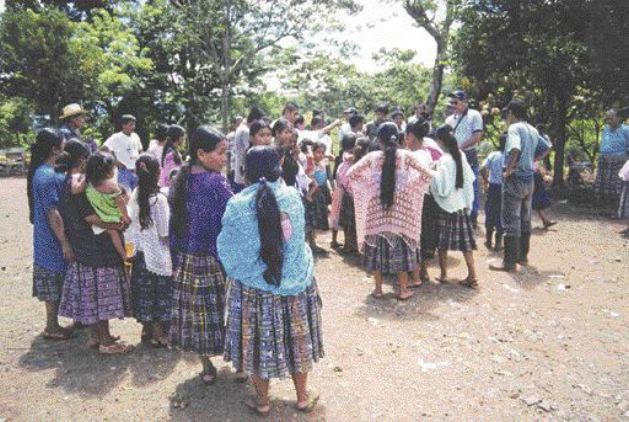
[{"left": 0, "top": 176, "right": 627, "bottom": 421}]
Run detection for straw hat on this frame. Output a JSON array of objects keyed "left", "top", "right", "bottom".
[{"left": 59, "top": 103, "right": 87, "bottom": 120}]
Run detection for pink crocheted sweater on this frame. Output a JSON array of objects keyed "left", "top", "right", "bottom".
[{"left": 347, "top": 149, "right": 433, "bottom": 252}]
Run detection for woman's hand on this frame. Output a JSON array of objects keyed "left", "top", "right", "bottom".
[{"left": 61, "top": 240, "right": 76, "bottom": 263}]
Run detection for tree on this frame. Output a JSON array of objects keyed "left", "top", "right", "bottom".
[
  {"left": 172, "top": 0, "right": 359, "bottom": 132},
  {"left": 403, "top": 0, "right": 461, "bottom": 117},
  {"left": 453, "top": 0, "right": 591, "bottom": 186}
]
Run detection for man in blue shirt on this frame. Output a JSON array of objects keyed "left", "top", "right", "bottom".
[
  {"left": 490, "top": 99, "right": 550, "bottom": 272},
  {"left": 594, "top": 109, "right": 629, "bottom": 213}
]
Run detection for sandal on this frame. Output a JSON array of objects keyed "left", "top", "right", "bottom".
[
  {"left": 42, "top": 329, "right": 73, "bottom": 341},
  {"left": 199, "top": 366, "right": 217, "bottom": 385},
  {"left": 436, "top": 276, "right": 448, "bottom": 284},
  {"left": 245, "top": 397, "right": 271, "bottom": 416},
  {"left": 396, "top": 291, "right": 414, "bottom": 301},
  {"left": 543, "top": 221, "right": 558, "bottom": 229},
  {"left": 460, "top": 277, "right": 479, "bottom": 289},
  {"left": 98, "top": 341, "right": 134, "bottom": 354},
  {"left": 150, "top": 337, "right": 168, "bottom": 348},
  {"left": 408, "top": 280, "right": 422, "bottom": 288},
  {"left": 234, "top": 371, "right": 248, "bottom": 383},
  {"left": 296, "top": 391, "right": 320, "bottom": 413},
  {"left": 371, "top": 290, "right": 384, "bottom": 299},
  {"left": 89, "top": 334, "right": 121, "bottom": 348}
]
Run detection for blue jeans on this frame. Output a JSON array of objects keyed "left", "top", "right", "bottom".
[
  {"left": 501, "top": 177, "right": 534, "bottom": 237},
  {"left": 117, "top": 167, "right": 137, "bottom": 191},
  {"left": 464, "top": 149, "right": 480, "bottom": 223}
]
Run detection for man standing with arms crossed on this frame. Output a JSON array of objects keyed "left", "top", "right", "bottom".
[{"left": 446, "top": 90, "right": 483, "bottom": 228}]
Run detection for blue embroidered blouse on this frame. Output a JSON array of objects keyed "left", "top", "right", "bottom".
[{"left": 217, "top": 180, "right": 314, "bottom": 296}]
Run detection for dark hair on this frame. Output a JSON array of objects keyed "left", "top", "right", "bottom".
[
  {"left": 368, "top": 140, "right": 382, "bottom": 152},
  {"left": 311, "top": 141, "right": 326, "bottom": 154},
  {"left": 505, "top": 98, "right": 528, "bottom": 120},
  {"left": 282, "top": 102, "right": 299, "bottom": 115},
  {"left": 161, "top": 124, "right": 185, "bottom": 166},
  {"left": 155, "top": 123, "right": 169, "bottom": 142},
  {"left": 246, "top": 146, "right": 283, "bottom": 286},
  {"left": 250, "top": 119, "right": 270, "bottom": 140},
  {"left": 272, "top": 118, "right": 293, "bottom": 138},
  {"left": 171, "top": 125, "right": 225, "bottom": 237},
  {"left": 300, "top": 138, "right": 314, "bottom": 153},
  {"left": 294, "top": 114, "right": 305, "bottom": 127},
  {"left": 120, "top": 115, "right": 136, "bottom": 126},
  {"left": 135, "top": 155, "right": 161, "bottom": 230},
  {"left": 27, "top": 128, "right": 64, "bottom": 224},
  {"left": 353, "top": 137, "right": 371, "bottom": 163},
  {"left": 341, "top": 133, "right": 357, "bottom": 152},
  {"left": 498, "top": 133, "right": 507, "bottom": 153},
  {"left": 280, "top": 147, "right": 299, "bottom": 187},
  {"left": 311, "top": 115, "right": 324, "bottom": 129},
  {"left": 86, "top": 152, "right": 116, "bottom": 186},
  {"left": 57, "top": 139, "right": 90, "bottom": 173},
  {"left": 375, "top": 103, "right": 389, "bottom": 114},
  {"left": 436, "top": 125, "right": 464, "bottom": 189},
  {"left": 349, "top": 114, "right": 365, "bottom": 129},
  {"left": 247, "top": 106, "right": 265, "bottom": 124},
  {"left": 377, "top": 122, "right": 399, "bottom": 208},
  {"left": 406, "top": 116, "right": 430, "bottom": 140}
]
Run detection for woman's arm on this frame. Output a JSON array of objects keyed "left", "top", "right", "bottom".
[{"left": 47, "top": 208, "right": 75, "bottom": 262}]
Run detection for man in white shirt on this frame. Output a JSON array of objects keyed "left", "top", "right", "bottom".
[
  {"left": 103, "top": 114, "right": 143, "bottom": 190},
  {"left": 445, "top": 90, "right": 484, "bottom": 227},
  {"left": 233, "top": 106, "right": 265, "bottom": 191}
]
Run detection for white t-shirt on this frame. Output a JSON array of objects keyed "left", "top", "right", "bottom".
[
  {"left": 146, "top": 139, "right": 164, "bottom": 164},
  {"left": 104, "top": 131, "right": 143, "bottom": 169},
  {"left": 445, "top": 108, "right": 483, "bottom": 151}
]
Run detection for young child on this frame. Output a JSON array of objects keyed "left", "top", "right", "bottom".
[
  {"left": 84, "top": 152, "right": 131, "bottom": 261},
  {"left": 159, "top": 124, "right": 186, "bottom": 188},
  {"left": 310, "top": 141, "right": 331, "bottom": 231},
  {"left": 330, "top": 134, "right": 358, "bottom": 252},
  {"left": 128, "top": 155, "right": 172, "bottom": 347},
  {"left": 481, "top": 134, "right": 506, "bottom": 250},
  {"left": 532, "top": 164, "right": 558, "bottom": 229}
]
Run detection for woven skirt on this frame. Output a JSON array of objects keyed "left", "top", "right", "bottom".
[
  {"left": 484, "top": 184, "right": 503, "bottom": 231},
  {"left": 130, "top": 252, "right": 172, "bottom": 324},
  {"left": 340, "top": 193, "right": 357, "bottom": 248},
  {"left": 595, "top": 155, "right": 627, "bottom": 206},
  {"left": 420, "top": 194, "right": 440, "bottom": 259},
  {"left": 169, "top": 252, "right": 226, "bottom": 356},
  {"left": 437, "top": 207, "right": 477, "bottom": 252},
  {"left": 362, "top": 234, "right": 420, "bottom": 274},
  {"left": 59, "top": 261, "right": 132, "bottom": 324},
  {"left": 224, "top": 279, "right": 324, "bottom": 380},
  {"left": 311, "top": 185, "right": 330, "bottom": 230},
  {"left": 32, "top": 264, "right": 64, "bottom": 302},
  {"left": 619, "top": 181, "right": 629, "bottom": 219}
]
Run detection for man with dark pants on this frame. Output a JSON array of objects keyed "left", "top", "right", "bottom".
[
  {"left": 490, "top": 99, "right": 550, "bottom": 272},
  {"left": 445, "top": 90, "right": 483, "bottom": 227}
]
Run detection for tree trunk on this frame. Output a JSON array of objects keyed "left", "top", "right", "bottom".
[
  {"left": 220, "top": 1, "right": 231, "bottom": 134},
  {"left": 426, "top": 46, "right": 445, "bottom": 117},
  {"left": 551, "top": 100, "right": 568, "bottom": 187},
  {"left": 221, "top": 80, "right": 230, "bottom": 134}
]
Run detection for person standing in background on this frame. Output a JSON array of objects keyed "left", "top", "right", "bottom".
[{"left": 103, "top": 114, "right": 143, "bottom": 191}]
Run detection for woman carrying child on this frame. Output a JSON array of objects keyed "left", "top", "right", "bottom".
[
  {"left": 218, "top": 146, "right": 324, "bottom": 415},
  {"left": 58, "top": 140, "right": 134, "bottom": 353},
  {"left": 430, "top": 125, "right": 479, "bottom": 288},
  {"left": 128, "top": 155, "right": 172, "bottom": 347},
  {"left": 348, "top": 123, "right": 433, "bottom": 300},
  {"left": 168, "top": 125, "right": 233, "bottom": 384}
]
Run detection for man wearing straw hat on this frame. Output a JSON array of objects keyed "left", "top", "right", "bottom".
[{"left": 58, "top": 103, "right": 98, "bottom": 153}]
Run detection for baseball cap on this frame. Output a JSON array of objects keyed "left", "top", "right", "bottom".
[{"left": 448, "top": 90, "right": 468, "bottom": 101}]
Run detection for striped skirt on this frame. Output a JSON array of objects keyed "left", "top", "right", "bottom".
[
  {"left": 362, "top": 234, "right": 420, "bottom": 274},
  {"left": 224, "top": 279, "right": 324, "bottom": 380},
  {"left": 420, "top": 194, "right": 440, "bottom": 259},
  {"left": 32, "top": 264, "right": 64, "bottom": 302},
  {"left": 311, "top": 185, "right": 331, "bottom": 230},
  {"left": 595, "top": 155, "right": 627, "bottom": 206},
  {"left": 59, "top": 261, "right": 132, "bottom": 324},
  {"left": 169, "top": 253, "right": 226, "bottom": 356},
  {"left": 437, "top": 207, "right": 477, "bottom": 252},
  {"left": 130, "top": 252, "right": 172, "bottom": 324}
]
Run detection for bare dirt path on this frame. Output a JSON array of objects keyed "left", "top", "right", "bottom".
[{"left": 0, "top": 177, "right": 627, "bottom": 421}]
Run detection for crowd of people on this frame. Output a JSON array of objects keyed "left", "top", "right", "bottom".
[{"left": 25, "top": 92, "right": 628, "bottom": 415}]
